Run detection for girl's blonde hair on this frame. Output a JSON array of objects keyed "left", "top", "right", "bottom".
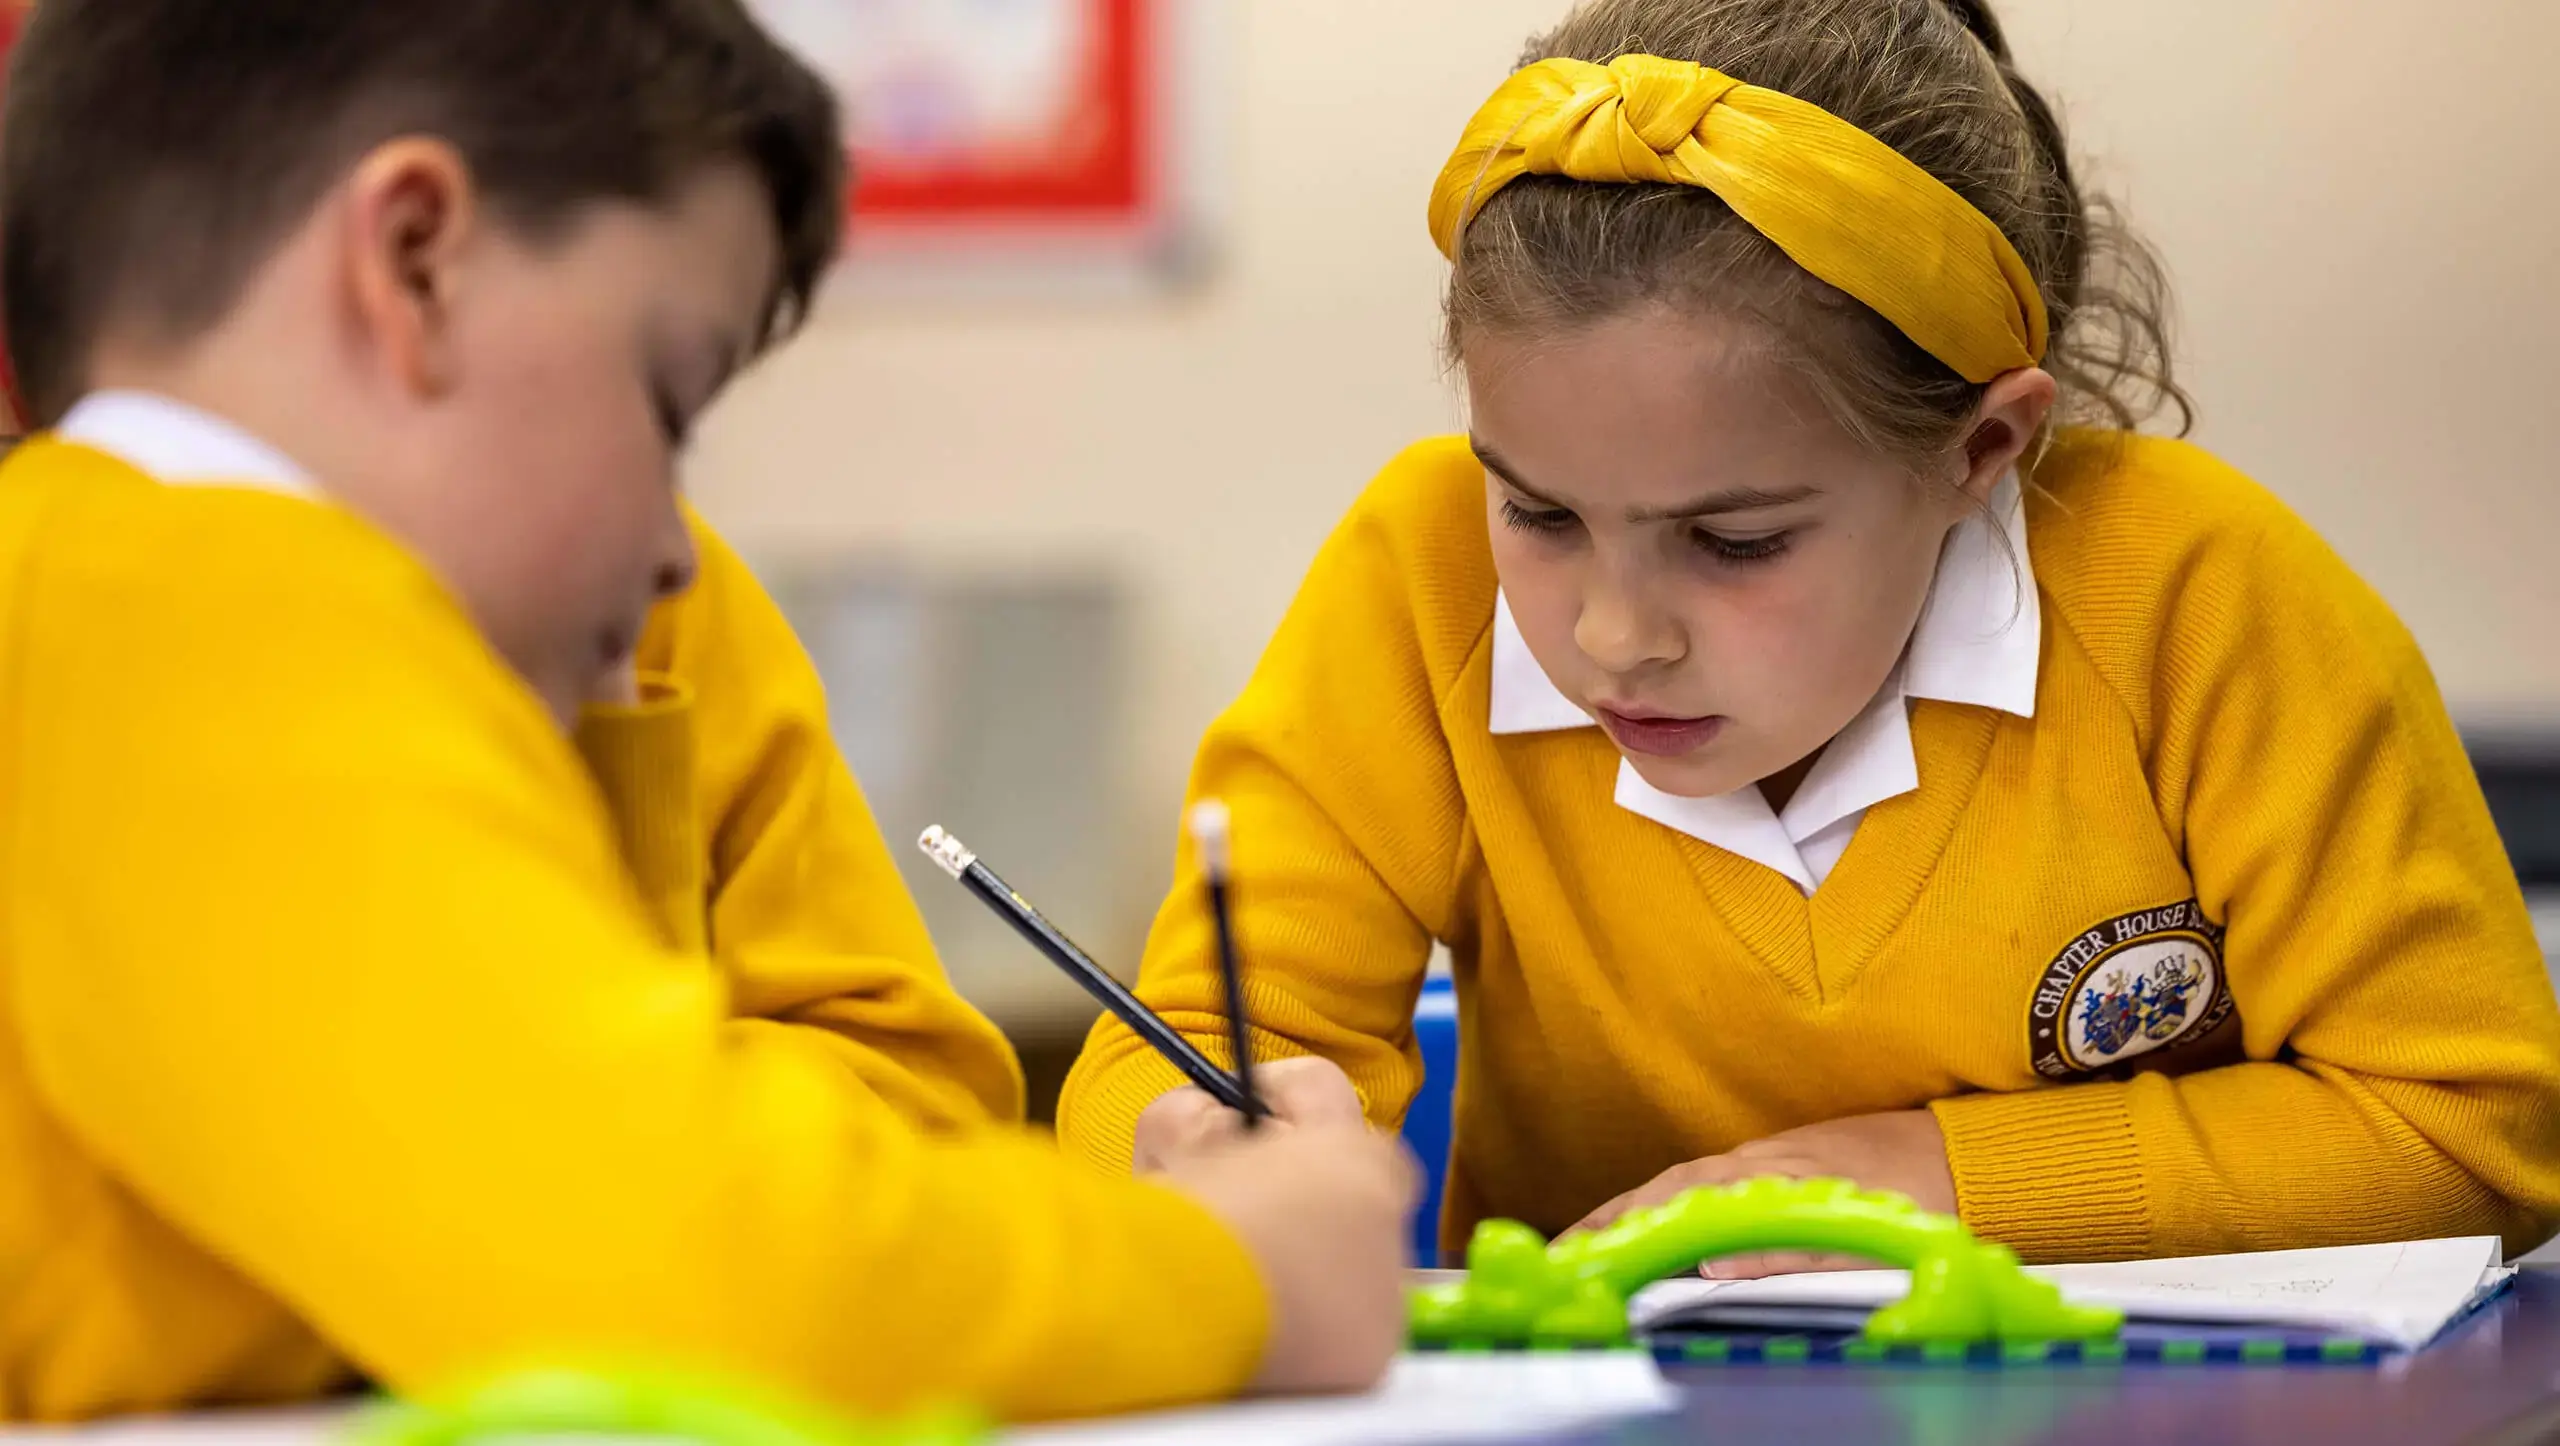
[{"left": 1444, "top": 0, "right": 2192, "bottom": 466}]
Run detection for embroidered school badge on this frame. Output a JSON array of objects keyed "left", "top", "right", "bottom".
[{"left": 2028, "top": 901, "right": 2233, "bottom": 1080}]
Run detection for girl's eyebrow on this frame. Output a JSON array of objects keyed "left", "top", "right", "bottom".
[{"left": 1627, "top": 483, "right": 1822, "bottom": 521}]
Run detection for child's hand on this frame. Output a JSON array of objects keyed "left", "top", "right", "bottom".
[
  {"left": 1159, "top": 1120, "right": 1418, "bottom": 1397},
  {"left": 1131, "top": 1055, "right": 1367, "bottom": 1172},
  {"left": 1568, "top": 1109, "right": 1956, "bottom": 1280}
]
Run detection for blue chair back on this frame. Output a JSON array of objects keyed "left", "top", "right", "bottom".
[{"left": 1402, "top": 974, "right": 1459, "bottom": 1266}]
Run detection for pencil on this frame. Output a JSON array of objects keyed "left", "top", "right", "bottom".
[
  {"left": 919, "top": 826, "right": 1263, "bottom": 1118},
  {"left": 1189, "top": 800, "right": 1265, "bottom": 1129}
]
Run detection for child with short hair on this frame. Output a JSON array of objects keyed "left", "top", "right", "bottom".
[
  {"left": 1064, "top": 0, "right": 2560, "bottom": 1271},
  {"left": 0, "top": 0, "right": 1410, "bottom": 1423}
]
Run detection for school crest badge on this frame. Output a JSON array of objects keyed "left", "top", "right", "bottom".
[{"left": 2029, "top": 901, "right": 2233, "bottom": 1080}]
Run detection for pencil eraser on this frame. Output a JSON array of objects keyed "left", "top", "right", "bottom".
[
  {"left": 1189, "top": 800, "right": 1232, "bottom": 877},
  {"left": 917, "top": 826, "right": 975, "bottom": 879}
]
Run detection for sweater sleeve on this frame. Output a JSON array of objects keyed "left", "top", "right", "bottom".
[
  {"left": 1057, "top": 444, "right": 1481, "bottom": 1169},
  {"left": 7, "top": 502, "right": 1265, "bottom": 1420},
  {"left": 575, "top": 676, "right": 710, "bottom": 952},
  {"left": 618, "top": 517, "right": 1026, "bottom": 1131},
  {"left": 1934, "top": 478, "right": 2560, "bottom": 1262}
]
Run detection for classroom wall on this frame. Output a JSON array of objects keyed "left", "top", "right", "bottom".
[{"left": 689, "top": 0, "right": 2560, "bottom": 1022}]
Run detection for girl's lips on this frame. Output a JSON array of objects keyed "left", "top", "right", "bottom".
[{"left": 1596, "top": 708, "right": 1726, "bottom": 758}]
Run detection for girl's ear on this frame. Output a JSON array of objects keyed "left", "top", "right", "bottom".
[{"left": 1956, "top": 367, "right": 2058, "bottom": 505}]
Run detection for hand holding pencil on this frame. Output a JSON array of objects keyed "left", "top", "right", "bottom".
[
  {"left": 1132, "top": 1055, "right": 1370, "bottom": 1170},
  {"left": 920, "top": 804, "right": 1372, "bottom": 1159},
  {"left": 1148, "top": 1112, "right": 1417, "bottom": 1395},
  {"left": 915, "top": 812, "right": 1412, "bottom": 1393}
]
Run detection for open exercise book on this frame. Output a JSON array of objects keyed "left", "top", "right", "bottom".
[{"left": 1632, "top": 1234, "right": 2516, "bottom": 1350}]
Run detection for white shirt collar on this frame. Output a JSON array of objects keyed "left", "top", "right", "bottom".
[
  {"left": 56, "top": 390, "right": 319, "bottom": 498},
  {"left": 1488, "top": 473, "right": 2040, "bottom": 894}
]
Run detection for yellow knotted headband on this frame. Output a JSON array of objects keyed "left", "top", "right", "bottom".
[{"left": 1430, "top": 55, "right": 2049, "bottom": 385}]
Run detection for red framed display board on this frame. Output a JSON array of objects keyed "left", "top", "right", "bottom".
[{"left": 748, "top": 0, "right": 1176, "bottom": 250}]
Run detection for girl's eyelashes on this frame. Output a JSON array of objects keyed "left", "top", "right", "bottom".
[
  {"left": 1500, "top": 494, "right": 1793, "bottom": 567},
  {"left": 1499, "top": 498, "right": 1580, "bottom": 535},
  {"left": 1692, "top": 529, "right": 1792, "bottom": 565}
]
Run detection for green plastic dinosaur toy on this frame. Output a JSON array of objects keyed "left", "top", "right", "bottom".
[
  {"left": 1409, "top": 1177, "right": 2123, "bottom": 1350},
  {"left": 343, "top": 1365, "right": 988, "bottom": 1446}
]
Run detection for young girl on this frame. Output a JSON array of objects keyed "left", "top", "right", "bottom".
[{"left": 1060, "top": 0, "right": 2560, "bottom": 1269}]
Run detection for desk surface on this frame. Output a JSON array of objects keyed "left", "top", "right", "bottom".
[
  {"left": 1530, "top": 1265, "right": 2560, "bottom": 1446},
  {"left": 19, "top": 1272, "right": 2560, "bottom": 1446}
]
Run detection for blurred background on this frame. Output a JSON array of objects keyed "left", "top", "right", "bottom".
[{"left": 673, "top": 0, "right": 2560, "bottom": 1116}]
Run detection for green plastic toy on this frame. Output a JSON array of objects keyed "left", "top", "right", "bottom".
[
  {"left": 343, "top": 1365, "right": 988, "bottom": 1446},
  {"left": 1408, "top": 1177, "right": 2123, "bottom": 1350}
]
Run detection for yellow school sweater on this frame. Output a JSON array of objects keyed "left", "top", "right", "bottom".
[
  {"left": 579, "top": 517, "right": 1026, "bottom": 1134},
  {"left": 1061, "top": 431, "right": 2560, "bottom": 1264},
  {"left": 0, "top": 439, "right": 1266, "bottom": 1422}
]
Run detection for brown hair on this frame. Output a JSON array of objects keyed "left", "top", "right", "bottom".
[
  {"left": 1, "top": 0, "right": 846, "bottom": 427},
  {"left": 1445, "top": 0, "right": 2191, "bottom": 467}
]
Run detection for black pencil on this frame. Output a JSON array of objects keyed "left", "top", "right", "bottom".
[
  {"left": 919, "top": 826, "right": 1264, "bottom": 1118},
  {"left": 1190, "top": 800, "right": 1265, "bottom": 1129}
]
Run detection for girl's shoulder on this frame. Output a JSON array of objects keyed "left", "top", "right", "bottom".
[
  {"left": 1299, "top": 435, "right": 1503, "bottom": 692},
  {"left": 1353, "top": 434, "right": 1496, "bottom": 545},
  {"left": 2027, "top": 429, "right": 2294, "bottom": 539},
  {"left": 2025, "top": 429, "right": 2418, "bottom": 718},
  {"left": 2026, "top": 427, "right": 2345, "bottom": 598}
]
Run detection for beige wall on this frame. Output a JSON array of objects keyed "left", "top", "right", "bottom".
[
  {"left": 690, "top": 0, "right": 2560, "bottom": 992},
  {"left": 1994, "top": 0, "right": 2560, "bottom": 721}
]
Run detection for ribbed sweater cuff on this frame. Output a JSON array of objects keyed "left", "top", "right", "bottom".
[
  {"left": 574, "top": 673, "right": 705, "bottom": 953},
  {"left": 1063, "top": 1049, "right": 1199, "bottom": 1175},
  {"left": 1932, "top": 1084, "right": 2151, "bottom": 1262}
]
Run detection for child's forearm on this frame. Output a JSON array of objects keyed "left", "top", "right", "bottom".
[
  {"left": 629, "top": 516, "right": 1028, "bottom": 1127},
  {"left": 1934, "top": 1061, "right": 2560, "bottom": 1262},
  {"left": 703, "top": 749, "right": 1027, "bottom": 1128},
  {"left": 721, "top": 954, "right": 1026, "bottom": 1131}
]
